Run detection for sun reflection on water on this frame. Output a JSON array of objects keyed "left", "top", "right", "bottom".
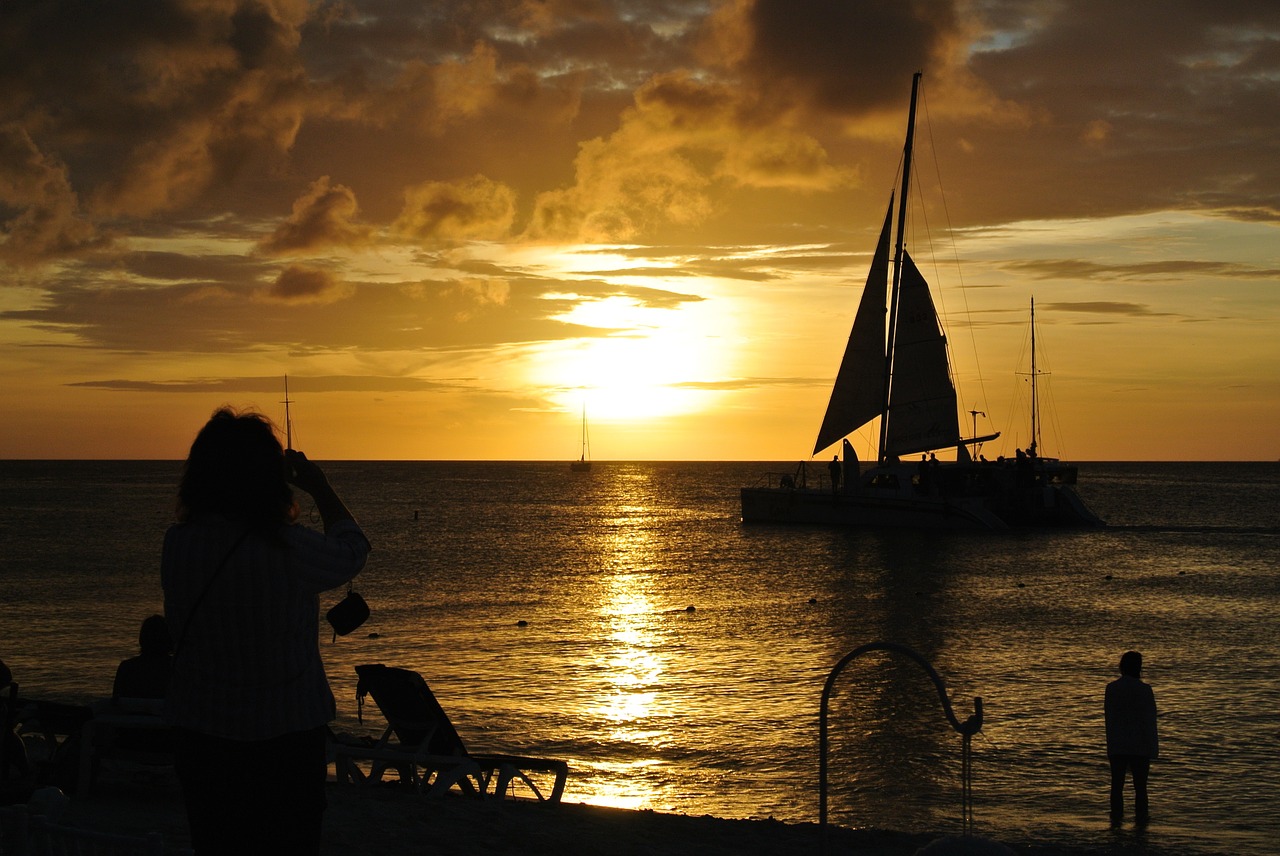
[
  {"left": 572, "top": 495, "right": 686, "bottom": 810},
  {"left": 598, "top": 577, "right": 662, "bottom": 732}
]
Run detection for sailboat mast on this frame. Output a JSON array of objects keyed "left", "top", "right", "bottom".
[
  {"left": 878, "top": 71, "right": 922, "bottom": 462},
  {"left": 282, "top": 375, "right": 293, "bottom": 451},
  {"left": 1029, "top": 297, "right": 1039, "bottom": 454}
]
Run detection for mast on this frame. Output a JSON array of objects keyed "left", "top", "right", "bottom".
[
  {"left": 282, "top": 375, "right": 294, "bottom": 450},
  {"left": 877, "top": 71, "right": 922, "bottom": 462},
  {"left": 1029, "top": 297, "right": 1039, "bottom": 455}
]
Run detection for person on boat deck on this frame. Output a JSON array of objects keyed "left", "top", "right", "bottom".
[
  {"left": 1105, "top": 650, "right": 1159, "bottom": 827},
  {"left": 112, "top": 614, "right": 173, "bottom": 702},
  {"left": 163, "top": 408, "right": 370, "bottom": 856},
  {"left": 828, "top": 455, "right": 841, "bottom": 494},
  {"left": 1015, "top": 449, "right": 1034, "bottom": 489}
]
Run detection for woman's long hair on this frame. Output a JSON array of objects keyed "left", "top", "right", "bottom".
[{"left": 177, "top": 408, "right": 296, "bottom": 530}]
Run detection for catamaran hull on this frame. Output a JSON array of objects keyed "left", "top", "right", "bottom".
[
  {"left": 740, "top": 485, "right": 1101, "bottom": 530},
  {"left": 740, "top": 461, "right": 1104, "bottom": 531},
  {"left": 741, "top": 486, "right": 1010, "bottom": 530}
]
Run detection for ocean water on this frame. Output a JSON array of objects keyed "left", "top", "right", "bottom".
[{"left": 2, "top": 460, "right": 1278, "bottom": 854}]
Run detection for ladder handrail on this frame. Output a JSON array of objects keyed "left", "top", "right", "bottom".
[{"left": 819, "top": 641, "right": 983, "bottom": 852}]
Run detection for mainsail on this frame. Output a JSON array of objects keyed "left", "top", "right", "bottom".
[
  {"left": 811, "top": 72, "right": 965, "bottom": 463},
  {"left": 812, "top": 201, "right": 893, "bottom": 456},
  {"left": 884, "top": 251, "right": 960, "bottom": 458}
]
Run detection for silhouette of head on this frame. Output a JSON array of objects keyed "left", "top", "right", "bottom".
[
  {"left": 179, "top": 408, "right": 295, "bottom": 528},
  {"left": 1119, "top": 650, "right": 1143, "bottom": 678},
  {"left": 139, "top": 614, "right": 173, "bottom": 657}
]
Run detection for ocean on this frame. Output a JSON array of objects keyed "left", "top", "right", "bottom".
[{"left": 2, "top": 460, "right": 1278, "bottom": 854}]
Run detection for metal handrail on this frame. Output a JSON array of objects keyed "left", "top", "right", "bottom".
[{"left": 819, "top": 642, "right": 983, "bottom": 852}]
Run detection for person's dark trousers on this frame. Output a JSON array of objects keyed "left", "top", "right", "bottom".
[
  {"left": 175, "top": 725, "right": 328, "bottom": 855},
  {"left": 1109, "top": 754, "right": 1151, "bottom": 825}
]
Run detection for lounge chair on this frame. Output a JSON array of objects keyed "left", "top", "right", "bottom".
[
  {"left": 77, "top": 698, "right": 174, "bottom": 796},
  {"left": 338, "top": 664, "right": 568, "bottom": 803},
  {"left": 329, "top": 726, "right": 486, "bottom": 798}
]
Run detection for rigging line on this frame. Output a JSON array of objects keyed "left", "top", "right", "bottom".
[{"left": 918, "top": 81, "right": 993, "bottom": 427}]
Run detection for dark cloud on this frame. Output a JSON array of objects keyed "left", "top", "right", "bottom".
[
  {"left": 1003, "top": 258, "right": 1279, "bottom": 281},
  {"left": 1, "top": 0, "right": 313, "bottom": 219},
  {"left": 955, "top": 0, "right": 1280, "bottom": 223},
  {"left": 4, "top": 0, "right": 1277, "bottom": 252},
  {"left": 1040, "top": 301, "right": 1171, "bottom": 317},
  {"left": 68, "top": 375, "right": 458, "bottom": 393},
  {"left": 0, "top": 124, "right": 107, "bottom": 266},
  {"left": 256, "top": 176, "right": 373, "bottom": 255},
  {"left": 740, "top": 0, "right": 958, "bottom": 114},
  {"left": 264, "top": 264, "right": 352, "bottom": 303},
  {"left": 111, "top": 251, "right": 267, "bottom": 283}
]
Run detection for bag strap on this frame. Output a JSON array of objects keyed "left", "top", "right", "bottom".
[{"left": 173, "top": 528, "right": 249, "bottom": 658}]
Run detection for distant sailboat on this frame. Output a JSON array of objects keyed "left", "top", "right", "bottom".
[
  {"left": 1014, "top": 295, "right": 1082, "bottom": 484},
  {"left": 281, "top": 374, "right": 294, "bottom": 450},
  {"left": 740, "top": 73, "right": 1102, "bottom": 530},
  {"left": 570, "top": 404, "right": 591, "bottom": 471}
]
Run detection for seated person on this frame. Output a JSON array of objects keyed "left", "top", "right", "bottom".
[
  {"left": 105, "top": 617, "right": 174, "bottom": 758},
  {"left": 112, "top": 615, "right": 173, "bottom": 703},
  {"left": 1, "top": 658, "right": 31, "bottom": 782}
]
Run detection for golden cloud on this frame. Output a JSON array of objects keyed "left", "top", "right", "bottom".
[
  {"left": 524, "top": 71, "right": 853, "bottom": 242},
  {"left": 393, "top": 175, "right": 517, "bottom": 243},
  {"left": 445, "top": 276, "right": 511, "bottom": 322}
]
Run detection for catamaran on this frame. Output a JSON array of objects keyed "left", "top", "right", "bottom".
[{"left": 740, "top": 73, "right": 1102, "bottom": 530}]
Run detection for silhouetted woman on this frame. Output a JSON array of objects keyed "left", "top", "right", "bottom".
[{"left": 163, "top": 408, "right": 370, "bottom": 855}]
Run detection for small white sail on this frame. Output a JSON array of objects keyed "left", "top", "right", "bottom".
[{"left": 812, "top": 200, "right": 894, "bottom": 456}]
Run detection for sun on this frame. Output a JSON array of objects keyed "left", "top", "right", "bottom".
[{"left": 534, "top": 292, "right": 724, "bottom": 421}]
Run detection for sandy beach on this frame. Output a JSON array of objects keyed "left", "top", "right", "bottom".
[
  {"left": 58, "top": 776, "right": 926, "bottom": 856},
  {"left": 40, "top": 767, "right": 1179, "bottom": 856}
]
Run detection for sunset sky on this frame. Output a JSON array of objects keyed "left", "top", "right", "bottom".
[{"left": 2, "top": 0, "right": 1277, "bottom": 461}]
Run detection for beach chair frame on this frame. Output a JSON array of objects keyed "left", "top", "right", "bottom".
[{"left": 344, "top": 664, "right": 567, "bottom": 804}]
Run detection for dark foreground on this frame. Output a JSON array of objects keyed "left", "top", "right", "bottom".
[{"left": 44, "top": 771, "right": 1185, "bottom": 856}]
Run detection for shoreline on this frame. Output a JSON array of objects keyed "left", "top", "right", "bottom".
[{"left": 42, "top": 770, "right": 1181, "bottom": 856}]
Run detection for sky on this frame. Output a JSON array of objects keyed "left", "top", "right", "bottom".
[{"left": 2, "top": 0, "right": 1278, "bottom": 461}]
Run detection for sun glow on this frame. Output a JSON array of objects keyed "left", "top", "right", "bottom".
[{"left": 535, "top": 288, "right": 728, "bottom": 421}]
